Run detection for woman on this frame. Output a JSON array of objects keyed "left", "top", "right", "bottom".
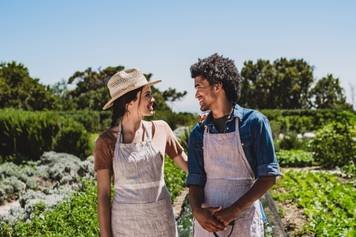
[{"left": 94, "top": 68, "right": 188, "bottom": 237}]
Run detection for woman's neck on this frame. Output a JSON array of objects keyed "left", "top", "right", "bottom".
[{"left": 121, "top": 113, "right": 142, "bottom": 133}]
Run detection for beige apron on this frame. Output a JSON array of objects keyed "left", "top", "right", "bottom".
[
  {"left": 193, "top": 118, "right": 264, "bottom": 237},
  {"left": 111, "top": 121, "right": 177, "bottom": 237}
]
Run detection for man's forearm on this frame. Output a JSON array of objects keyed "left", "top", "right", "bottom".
[
  {"left": 231, "top": 176, "right": 277, "bottom": 213},
  {"left": 189, "top": 186, "right": 205, "bottom": 214}
]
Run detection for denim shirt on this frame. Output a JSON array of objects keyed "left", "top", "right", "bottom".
[{"left": 186, "top": 104, "right": 280, "bottom": 187}]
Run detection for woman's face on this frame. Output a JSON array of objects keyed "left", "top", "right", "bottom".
[{"left": 137, "top": 85, "right": 156, "bottom": 116}]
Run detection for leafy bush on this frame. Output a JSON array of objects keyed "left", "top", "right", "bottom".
[
  {"left": 310, "top": 122, "right": 355, "bottom": 168},
  {"left": 0, "top": 152, "right": 94, "bottom": 206},
  {"left": 150, "top": 111, "right": 197, "bottom": 130},
  {"left": 276, "top": 149, "right": 314, "bottom": 167},
  {"left": 0, "top": 180, "right": 99, "bottom": 237},
  {"left": 53, "top": 121, "right": 90, "bottom": 158},
  {"left": 271, "top": 170, "right": 355, "bottom": 236},
  {"left": 0, "top": 109, "right": 91, "bottom": 162},
  {"left": 164, "top": 157, "right": 186, "bottom": 200},
  {"left": 261, "top": 109, "right": 355, "bottom": 133},
  {"left": 276, "top": 132, "right": 311, "bottom": 151},
  {"left": 58, "top": 110, "right": 111, "bottom": 132}
]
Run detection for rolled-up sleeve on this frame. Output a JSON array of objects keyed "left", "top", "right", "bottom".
[
  {"left": 186, "top": 124, "right": 207, "bottom": 187},
  {"left": 253, "top": 115, "right": 281, "bottom": 177}
]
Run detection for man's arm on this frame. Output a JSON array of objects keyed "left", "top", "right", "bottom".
[
  {"left": 213, "top": 176, "right": 277, "bottom": 226},
  {"left": 186, "top": 124, "right": 225, "bottom": 232},
  {"left": 189, "top": 186, "right": 225, "bottom": 232}
]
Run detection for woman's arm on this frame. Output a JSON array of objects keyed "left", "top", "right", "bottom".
[
  {"left": 96, "top": 169, "right": 112, "bottom": 237},
  {"left": 172, "top": 152, "right": 188, "bottom": 172}
]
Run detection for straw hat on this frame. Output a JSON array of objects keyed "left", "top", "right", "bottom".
[{"left": 102, "top": 68, "right": 161, "bottom": 110}]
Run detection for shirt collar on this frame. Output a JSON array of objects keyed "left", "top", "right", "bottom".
[{"left": 205, "top": 104, "right": 243, "bottom": 125}]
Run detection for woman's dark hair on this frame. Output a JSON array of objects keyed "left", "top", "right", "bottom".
[
  {"left": 190, "top": 53, "right": 241, "bottom": 104},
  {"left": 110, "top": 86, "right": 143, "bottom": 127}
]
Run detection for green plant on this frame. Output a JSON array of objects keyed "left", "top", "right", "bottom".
[
  {"left": 0, "top": 180, "right": 99, "bottom": 237},
  {"left": 0, "top": 109, "right": 91, "bottom": 162},
  {"left": 271, "top": 170, "right": 355, "bottom": 236},
  {"left": 164, "top": 157, "right": 186, "bottom": 201},
  {"left": 311, "top": 122, "right": 355, "bottom": 168},
  {"left": 276, "top": 150, "right": 314, "bottom": 167}
]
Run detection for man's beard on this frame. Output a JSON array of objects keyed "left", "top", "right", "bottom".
[{"left": 200, "top": 105, "right": 209, "bottom": 112}]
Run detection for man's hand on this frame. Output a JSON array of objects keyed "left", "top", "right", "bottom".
[
  {"left": 194, "top": 204, "right": 225, "bottom": 232},
  {"left": 213, "top": 206, "right": 239, "bottom": 226}
]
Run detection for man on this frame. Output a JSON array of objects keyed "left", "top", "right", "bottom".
[{"left": 186, "top": 53, "right": 280, "bottom": 237}]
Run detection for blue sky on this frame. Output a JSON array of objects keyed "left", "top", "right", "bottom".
[{"left": 1, "top": 0, "right": 355, "bottom": 112}]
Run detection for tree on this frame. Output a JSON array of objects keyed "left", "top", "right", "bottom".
[
  {"left": 61, "top": 66, "right": 124, "bottom": 110},
  {"left": 310, "top": 74, "right": 351, "bottom": 109},
  {"left": 62, "top": 66, "right": 186, "bottom": 111},
  {"left": 240, "top": 58, "right": 314, "bottom": 109},
  {"left": 0, "top": 62, "right": 58, "bottom": 110},
  {"left": 162, "top": 88, "right": 187, "bottom": 102}
]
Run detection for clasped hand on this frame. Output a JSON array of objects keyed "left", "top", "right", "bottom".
[{"left": 195, "top": 203, "right": 237, "bottom": 232}]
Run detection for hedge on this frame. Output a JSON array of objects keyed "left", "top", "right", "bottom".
[{"left": 0, "top": 109, "right": 90, "bottom": 163}]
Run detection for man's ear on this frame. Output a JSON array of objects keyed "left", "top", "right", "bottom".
[{"left": 214, "top": 82, "right": 223, "bottom": 92}]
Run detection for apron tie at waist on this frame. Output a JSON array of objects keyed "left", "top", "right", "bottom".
[{"left": 115, "top": 180, "right": 164, "bottom": 190}]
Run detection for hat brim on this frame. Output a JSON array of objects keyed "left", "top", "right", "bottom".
[{"left": 102, "top": 80, "right": 161, "bottom": 110}]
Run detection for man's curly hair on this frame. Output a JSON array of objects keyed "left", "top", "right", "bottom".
[{"left": 190, "top": 53, "right": 241, "bottom": 104}]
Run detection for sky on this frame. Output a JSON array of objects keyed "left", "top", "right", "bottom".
[{"left": 1, "top": 0, "right": 355, "bottom": 112}]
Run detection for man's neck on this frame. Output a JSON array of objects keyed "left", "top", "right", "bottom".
[{"left": 210, "top": 99, "right": 233, "bottom": 119}]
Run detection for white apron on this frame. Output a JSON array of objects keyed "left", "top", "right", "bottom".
[
  {"left": 193, "top": 118, "right": 264, "bottom": 237},
  {"left": 111, "top": 121, "right": 177, "bottom": 237}
]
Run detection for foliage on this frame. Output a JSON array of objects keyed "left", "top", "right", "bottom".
[
  {"left": 271, "top": 170, "right": 355, "bottom": 236},
  {"left": 240, "top": 58, "right": 314, "bottom": 109},
  {"left": 310, "top": 122, "right": 355, "bottom": 168},
  {"left": 0, "top": 152, "right": 94, "bottom": 207},
  {"left": 0, "top": 153, "right": 185, "bottom": 236},
  {"left": 277, "top": 132, "right": 310, "bottom": 151},
  {"left": 162, "top": 87, "right": 187, "bottom": 102},
  {"left": 59, "top": 66, "right": 124, "bottom": 110},
  {"left": 310, "top": 74, "right": 351, "bottom": 109},
  {"left": 276, "top": 150, "right": 314, "bottom": 167},
  {"left": 0, "top": 179, "right": 99, "bottom": 237},
  {"left": 0, "top": 62, "right": 59, "bottom": 110},
  {"left": 0, "top": 109, "right": 91, "bottom": 162},
  {"left": 57, "top": 66, "right": 188, "bottom": 113},
  {"left": 164, "top": 157, "right": 186, "bottom": 201},
  {"left": 150, "top": 111, "right": 197, "bottom": 130},
  {"left": 261, "top": 109, "right": 355, "bottom": 133}
]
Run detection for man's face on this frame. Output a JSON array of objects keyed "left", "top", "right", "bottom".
[{"left": 194, "top": 75, "right": 217, "bottom": 112}]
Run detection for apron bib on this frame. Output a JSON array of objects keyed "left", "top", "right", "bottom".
[
  {"left": 194, "top": 118, "right": 264, "bottom": 237},
  {"left": 111, "top": 121, "right": 177, "bottom": 237}
]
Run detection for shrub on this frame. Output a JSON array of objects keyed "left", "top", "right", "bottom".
[
  {"left": 0, "top": 109, "right": 91, "bottom": 162},
  {"left": 310, "top": 122, "right": 355, "bottom": 168},
  {"left": 53, "top": 121, "right": 90, "bottom": 159},
  {"left": 276, "top": 149, "right": 314, "bottom": 167},
  {"left": 261, "top": 109, "right": 355, "bottom": 133},
  {"left": 277, "top": 132, "right": 310, "bottom": 151}
]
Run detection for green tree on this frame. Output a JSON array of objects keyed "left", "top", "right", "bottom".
[
  {"left": 0, "top": 62, "right": 58, "bottom": 110},
  {"left": 62, "top": 66, "right": 186, "bottom": 112},
  {"left": 310, "top": 74, "right": 351, "bottom": 109},
  {"left": 240, "top": 58, "right": 314, "bottom": 109},
  {"left": 62, "top": 66, "right": 124, "bottom": 110}
]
